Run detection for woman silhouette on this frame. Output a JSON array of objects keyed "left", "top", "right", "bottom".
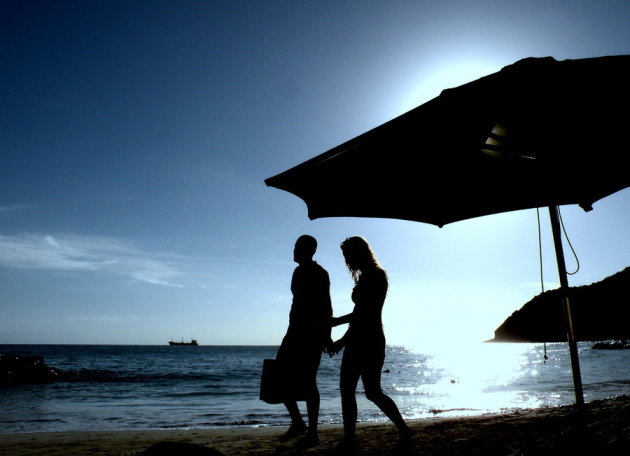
[{"left": 331, "top": 236, "right": 411, "bottom": 448}]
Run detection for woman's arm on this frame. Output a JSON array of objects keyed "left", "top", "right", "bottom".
[{"left": 331, "top": 313, "right": 353, "bottom": 327}]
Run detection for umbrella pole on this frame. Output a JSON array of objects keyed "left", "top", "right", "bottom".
[{"left": 548, "top": 205, "right": 585, "bottom": 407}]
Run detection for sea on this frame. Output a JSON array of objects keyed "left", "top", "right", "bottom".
[{"left": 1, "top": 342, "right": 630, "bottom": 434}]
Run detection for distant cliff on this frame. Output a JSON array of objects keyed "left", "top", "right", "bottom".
[{"left": 492, "top": 267, "right": 630, "bottom": 342}]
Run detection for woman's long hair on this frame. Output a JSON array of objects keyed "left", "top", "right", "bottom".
[{"left": 340, "top": 236, "right": 386, "bottom": 283}]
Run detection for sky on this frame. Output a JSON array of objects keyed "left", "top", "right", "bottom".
[{"left": 1, "top": 0, "right": 628, "bottom": 348}]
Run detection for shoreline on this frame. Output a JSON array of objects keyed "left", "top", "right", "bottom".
[{"left": 1, "top": 396, "right": 629, "bottom": 455}]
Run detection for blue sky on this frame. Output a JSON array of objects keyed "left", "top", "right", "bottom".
[{"left": 1, "top": 1, "right": 628, "bottom": 347}]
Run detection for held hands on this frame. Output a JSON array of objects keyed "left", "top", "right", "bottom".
[
  {"left": 325, "top": 314, "right": 350, "bottom": 357},
  {"left": 323, "top": 338, "right": 344, "bottom": 357},
  {"left": 323, "top": 337, "right": 334, "bottom": 355},
  {"left": 327, "top": 339, "right": 345, "bottom": 357}
]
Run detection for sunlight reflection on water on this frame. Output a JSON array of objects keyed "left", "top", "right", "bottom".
[{"left": 394, "top": 343, "right": 570, "bottom": 417}]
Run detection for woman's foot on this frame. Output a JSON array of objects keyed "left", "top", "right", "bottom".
[
  {"left": 333, "top": 437, "right": 357, "bottom": 455},
  {"left": 398, "top": 424, "right": 413, "bottom": 441},
  {"left": 395, "top": 424, "right": 413, "bottom": 452},
  {"left": 278, "top": 422, "right": 307, "bottom": 442}
]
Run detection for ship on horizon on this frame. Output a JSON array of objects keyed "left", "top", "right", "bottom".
[{"left": 168, "top": 338, "right": 199, "bottom": 346}]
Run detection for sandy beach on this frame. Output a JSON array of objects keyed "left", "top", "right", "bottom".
[{"left": 1, "top": 395, "right": 629, "bottom": 456}]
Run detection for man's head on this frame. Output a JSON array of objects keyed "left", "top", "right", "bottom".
[{"left": 293, "top": 235, "right": 317, "bottom": 264}]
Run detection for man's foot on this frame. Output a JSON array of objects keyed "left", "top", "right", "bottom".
[
  {"left": 296, "top": 431, "right": 319, "bottom": 449},
  {"left": 278, "top": 423, "right": 308, "bottom": 442}
]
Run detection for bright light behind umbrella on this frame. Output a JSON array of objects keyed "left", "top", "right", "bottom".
[{"left": 399, "top": 60, "right": 501, "bottom": 112}]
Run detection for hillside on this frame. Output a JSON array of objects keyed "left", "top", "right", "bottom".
[{"left": 492, "top": 267, "right": 630, "bottom": 342}]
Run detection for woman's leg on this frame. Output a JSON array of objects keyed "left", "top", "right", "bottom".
[
  {"left": 340, "top": 358, "right": 361, "bottom": 440},
  {"left": 362, "top": 364, "right": 410, "bottom": 437}
]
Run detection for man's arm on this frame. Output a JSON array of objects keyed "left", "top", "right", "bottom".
[{"left": 317, "top": 269, "right": 334, "bottom": 351}]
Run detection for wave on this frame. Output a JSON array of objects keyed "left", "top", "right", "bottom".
[
  {"left": 57, "top": 369, "right": 246, "bottom": 384},
  {"left": 202, "top": 420, "right": 266, "bottom": 427},
  {"left": 158, "top": 419, "right": 267, "bottom": 428},
  {"left": 0, "top": 418, "right": 65, "bottom": 424}
]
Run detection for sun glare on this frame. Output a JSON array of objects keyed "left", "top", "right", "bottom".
[
  {"left": 399, "top": 60, "right": 502, "bottom": 113},
  {"left": 425, "top": 342, "right": 544, "bottom": 411}
]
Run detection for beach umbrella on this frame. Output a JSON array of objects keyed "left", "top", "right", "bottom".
[{"left": 265, "top": 55, "right": 630, "bottom": 406}]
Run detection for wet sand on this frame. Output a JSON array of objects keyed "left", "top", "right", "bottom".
[{"left": 1, "top": 395, "right": 629, "bottom": 455}]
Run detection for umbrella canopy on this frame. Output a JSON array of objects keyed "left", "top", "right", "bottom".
[
  {"left": 265, "top": 55, "right": 630, "bottom": 406},
  {"left": 266, "top": 55, "right": 629, "bottom": 227}
]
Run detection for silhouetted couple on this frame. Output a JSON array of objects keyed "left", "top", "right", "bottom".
[{"left": 275, "top": 235, "right": 411, "bottom": 450}]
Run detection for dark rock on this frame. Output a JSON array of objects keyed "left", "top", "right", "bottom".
[
  {"left": 592, "top": 340, "right": 630, "bottom": 350},
  {"left": 0, "top": 354, "right": 64, "bottom": 385},
  {"left": 492, "top": 267, "right": 630, "bottom": 342}
]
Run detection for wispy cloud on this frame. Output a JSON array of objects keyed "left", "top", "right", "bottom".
[
  {"left": 0, "top": 204, "right": 37, "bottom": 214},
  {"left": 0, "top": 233, "right": 184, "bottom": 287},
  {"left": 67, "top": 315, "right": 138, "bottom": 324}
]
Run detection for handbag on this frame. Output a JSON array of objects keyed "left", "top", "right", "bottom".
[{"left": 259, "top": 358, "right": 285, "bottom": 404}]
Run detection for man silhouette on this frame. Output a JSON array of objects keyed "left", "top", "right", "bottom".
[{"left": 275, "top": 235, "right": 332, "bottom": 448}]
